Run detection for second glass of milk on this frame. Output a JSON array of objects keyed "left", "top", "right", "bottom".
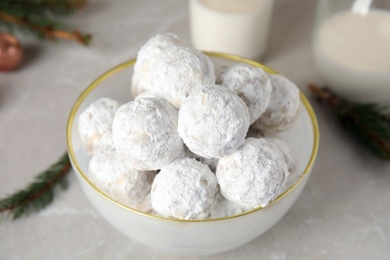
[
  {"left": 312, "top": 0, "right": 390, "bottom": 104},
  {"left": 189, "top": 0, "right": 274, "bottom": 60}
]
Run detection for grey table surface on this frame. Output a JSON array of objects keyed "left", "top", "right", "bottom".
[{"left": 1, "top": 0, "right": 389, "bottom": 259}]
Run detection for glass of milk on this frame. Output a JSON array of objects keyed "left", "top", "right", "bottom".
[
  {"left": 189, "top": 0, "right": 274, "bottom": 60},
  {"left": 312, "top": 0, "right": 390, "bottom": 104}
]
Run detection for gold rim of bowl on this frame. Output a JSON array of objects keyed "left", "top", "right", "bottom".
[{"left": 66, "top": 52, "right": 320, "bottom": 223}]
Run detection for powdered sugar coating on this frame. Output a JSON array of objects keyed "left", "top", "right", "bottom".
[
  {"left": 77, "top": 98, "right": 122, "bottom": 156},
  {"left": 216, "top": 138, "right": 289, "bottom": 208},
  {"left": 216, "top": 63, "right": 272, "bottom": 124},
  {"left": 134, "top": 192, "right": 157, "bottom": 215},
  {"left": 112, "top": 98, "right": 183, "bottom": 171},
  {"left": 178, "top": 85, "right": 250, "bottom": 159},
  {"left": 88, "top": 144, "right": 155, "bottom": 207},
  {"left": 149, "top": 46, "right": 216, "bottom": 108},
  {"left": 183, "top": 145, "right": 219, "bottom": 172},
  {"left": 151, "top": 158, "right": 219, "bottom": 220},
  {"left": 266, "top": 138, "right": 296, "bottom": 174},
  {"left": 252, "top": 74, "right": 300, "bottom": 132},
  {"left": 132, "top": 33, "right": 183, "bottom": 98},
  {"left": 266, "top": 137, "right": 301, "bottom": 189},
  {"left": 209, "top": 197, "right": 248, "bottom": 219},
  {"left": 134, "top": 91, "right": 156, "bottom": 100}
]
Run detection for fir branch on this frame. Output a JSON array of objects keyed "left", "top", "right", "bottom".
[
  {"left": 0, "top": 0, "right": 91, "bottom": 45},
  {"left": 1, "top": 0, "right": 87, "bottom": 17},
  {"left": 0, "top": 152, "right": 71, "bottom": 221},
  {"left": 308, "top": 84, "right": 390, "bottom": 161},
  {"left": 18, "top": 0, "right": 88, "bottom": 11}
]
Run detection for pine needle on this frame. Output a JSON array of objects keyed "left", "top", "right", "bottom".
[
  {"left": 0, "top": 0, "right": 91, "bottom": 45},
  {"left": 0, "top": 152, "right": 71, "bottom": 221},
  {"left": 308, "top": 84, "right": 390, "bottom": 161}
]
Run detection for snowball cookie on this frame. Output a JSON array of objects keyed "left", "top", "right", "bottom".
[
  {"left": 77, "top": 97, "right": 122, "bottom": 156},
  {"left": 266, "top": 138, "right": 296, "bottom": 174},
  {"left": 134, "top": 192, "right": 157, "bottom": 215},
  {"left": 209, "top": 197, "right": 247, "bottom": 219},
  {"left": 112, "top": 97, "right": 183, "bottom": 171},
  {"left": 252, "top": 74, "right": 300, "bottom": 132},
  {"left": 183, "top": 145, "right": 219, "bottom": 172},
  {"left": 151, "top": 158, "right": 219, "bottom": 220},
  {"left": 88, "top": 145, "right": 155, "bottom": 207},
  {"left": 149, "top": 46, "right": 216, "bottom": 108},
  {"left": 266, "top": 138, "right": 300, "bottom": 188},
  {"left": 134, "top": 91, "right": 156, "bottom": 100},
  {"left": 216, "top": 63, "right": 272, "bottom": 124},
  {"left": 216, "top": 138, "right": 290, "bottom": 208},
  {"left": 178, "top": 85, "right": 250, "bottom": 159},
  {"left": 132, "top": 33, "right": 183, "bottom": 97}
]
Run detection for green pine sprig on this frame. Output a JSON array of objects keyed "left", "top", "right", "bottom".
[
  {"left": 0, "top": 152, "right": 71, "bottom": 221},
  {"left": 0, "top": 0, "right": 91, "bottom": 45},
  {"left": 309, "top": 84, "right": 390, "bottom": 161}
]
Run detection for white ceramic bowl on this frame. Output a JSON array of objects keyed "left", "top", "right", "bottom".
[{"left": 66, "top": 53, "right": 319, "bottom": 256}]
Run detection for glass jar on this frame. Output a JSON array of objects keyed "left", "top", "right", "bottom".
[
  {"left": 312, "top": 0, "right": 390, "bottom": 104},
  {"left": 189, "top": 0, "right": 274, "bottom": 60}
]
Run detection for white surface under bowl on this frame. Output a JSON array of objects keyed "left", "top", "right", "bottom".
[{"left": 66, "top": 52, "right": 319, "bottom": 256}]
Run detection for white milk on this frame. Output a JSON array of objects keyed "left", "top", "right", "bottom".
[
  {"left": 313, "top": 9, "right": 390, "bottom": 104},
  {"left": 189, "top": 0, "right": 274, "bottom": 60}
]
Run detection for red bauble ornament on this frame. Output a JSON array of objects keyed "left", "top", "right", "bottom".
[{"left": 0, "top": 33, "right": 23, "bottom": 71}]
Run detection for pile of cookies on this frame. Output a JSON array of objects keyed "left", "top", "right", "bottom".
[{"left": 77, "top": 33, "right": 300, "bottom": 220}]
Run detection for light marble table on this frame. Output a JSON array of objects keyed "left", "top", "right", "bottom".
[{"left": 1, "top": 0, "right": 389, "bottom": 259}]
